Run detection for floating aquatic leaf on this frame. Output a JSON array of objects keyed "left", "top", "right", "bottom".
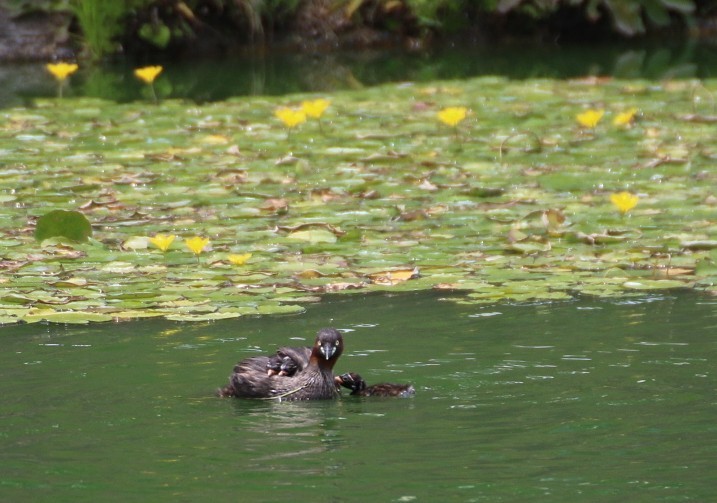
[
  {"left": 165, "top": 312, "right": 242, "bottom": 322},
  {"left": 108, "top": 310, "right": 167, "bottom": 320},
  {"left": 681, "top": 240, "right": 717, "bottom": 250},
  {"left": 622, "top": 280, "right": 690, "bottom": 290},
  {"left": 287, "top": 229, "right": 338, "bottom": 244},
  {"left": 255, "top": 304, "right": 306, "bottom": 315},
  {"left": 102, "top": 262, "right": 137, "bottom": 274},
  {"left": 22, "top": 311, "right": 114, "bottom": 324},
  {"left": 1, "top": 294, "right": 35, "bottom": 305},
  {"left": 51, "top": 277, "right": 89, "bottom": 287},
  {"left": 1, "top": 75, "right": 716, "bottom": 321},
  {"left": 35, "top": 210, "right": 92, "bottom": 243},
  {"left": 507, "top": 241, "right": 552, "bottom": 254},
  {"left": 123, "top": 236, "right": 150, "bottom": 250}
]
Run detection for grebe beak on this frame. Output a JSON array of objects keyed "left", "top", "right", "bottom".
[{"left": 320, "top": 342, "right": 337, "bottom": 360}]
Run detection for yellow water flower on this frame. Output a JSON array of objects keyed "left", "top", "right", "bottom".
[
  {"left": 301, "top": 98, "right": 331, "bottom": 119},
  {"left": 576, "top": 109, "right": 605, "bottom": 128},
  {"left": 610, "top": 191, "right": 639, "bottom": 214},
  {"left": 275, "top": 107, "right": 307, "bottom": 128},
  {"left": 149, "top": 233, "right": 176, "bottom": 252},
  {"left": 227, "top": 253, "right": 252, "bottom": 265},
  {"left": 185, "top": 236, "right": 210, "bottom": 255},
  {"left": 437, "top": 106, "right": 468, "bottom": 127},
  {"left": 134, "top": 65, "right": 163, "bottom": 84},
  {"left": 46, "top": 62, "right": 78, "bottom": 81},
  {"left": 613, "top": 107, "right": 638, "bottom": 127}
]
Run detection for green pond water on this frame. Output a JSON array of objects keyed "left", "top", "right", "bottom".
[
  {"left": 1, "top": 291, "right": 716, "bottom": 502},
  {"left": 2, "top": 41, "right": 717, "bottom": 107}
]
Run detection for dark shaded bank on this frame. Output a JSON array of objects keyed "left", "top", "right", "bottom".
[
  {"left": 0, "top": 3, "right": 72, "bottom": 62},
  {"left": 1, "top": 0, "right": 717, "bottom": 63}
]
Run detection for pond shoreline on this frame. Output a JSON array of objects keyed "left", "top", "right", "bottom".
[{"left": 1, "top": 1, "right": 716, "bottom": 63}]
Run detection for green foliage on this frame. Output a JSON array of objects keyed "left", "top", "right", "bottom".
[
  {"left": 123, "top": 0, "right": 305, "bottom": 51},
  {"left": 495, "top": 0, "right": 695, "bottom": 35},
  {"left": 408, "top": 0, "right": 497, "bottom": 28},
  {"left": 35, "top": 209, "right": 92, "bottom": 242},
  {"left": 407, "top": 0, "right": 694, "bottom": 35},
  {"left": 138, "top": 21, "right": 171, "bottom": 48},
  {"left": 71, "top": 0, "right": 150, "bottom": 59}
]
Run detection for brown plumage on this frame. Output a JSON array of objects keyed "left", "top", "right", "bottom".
[
  {"left": 218, "top": 328, "right": 343, "bottom": 401},
  {"left": 336, "top": 372, "right": 415, "bottom": 397},
  {"left": 265, "top": 346, "right": 311, "bottom": 376}
]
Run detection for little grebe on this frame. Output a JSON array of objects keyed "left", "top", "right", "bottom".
[
  {"left": 336, "top": 372, "right": 415, "bottom": 397},
  {"left": 265, "top": 346, "right": 310, "bottom": 376},
  {"left": 219, "top": 328, "right": 343, "bottom": 401}
]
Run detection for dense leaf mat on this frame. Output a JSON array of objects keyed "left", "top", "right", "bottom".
[{"left": 1, "top": 76, "right": 716, "bottom": 323}]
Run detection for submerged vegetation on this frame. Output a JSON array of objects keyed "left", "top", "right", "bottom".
[{"left": 0, "top": 69, "right": 716, "bottom": 324}]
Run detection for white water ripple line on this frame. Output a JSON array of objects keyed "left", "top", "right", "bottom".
[{"left": 468, "top": 312, "right": 502, "bottom": 318}]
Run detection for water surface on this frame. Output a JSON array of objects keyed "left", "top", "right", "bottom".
[
  {"left": 1, "top": 291, "right": 716, "bottom": 501},
  {"left": 3, "top": 41, "right": 717, "bottom": 107}
]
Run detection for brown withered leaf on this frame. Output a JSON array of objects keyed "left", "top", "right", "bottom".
[
  {"left": 538, "top": 208, "right": 567, "bottom": 235},
  {"left": 393, "top": 208, "right": 429, "bottom": 221},
  {"left": 275, "top": 155, "right": 302, "bottom": 165},
  {"left": 145, "top": 152, "right": 182, "bottom": 162},
  {"left": 295, "top": 269, "right": 325, "bottom": 279},
  {"left": 261, "top": 198, "right": 289, "bottom": 214},
  {"left": 215, "top": 168, "right": 248, "bottom": 185},
  {"left": 575, "top": 231, "right": 630, "bottom": 245},
  {"left": 309, "top": 187, "right": 347, "bottom": 202},
  {"left": 36, "top": 246, "right": 87, "bottom": 260},
  {"left": 411, "top": 101, "right": 434, "bottom": 111},
  {"left": 0, "top": 260, "right": 29, "bottom": 272},
  {"left": 418, "top": 179, "right": 439, "bottom": 191},
  {"left": 79, "top": 195, "right": 125, "bottom": 211},
  {"left": 507, "top": 228, "right": 528, "bottom": 243},
  {"left": 654, "top": 267, "right": 694, "bottom": 277},
  {"left": 367, "top": 267, "right": 420, "bottom": 286},
  {"left": 323, "top": 282, "right": 367, "bottom": 292},
  {"left": 675, "top": 114, "right": 717, "bottom": 123},
  {"left": 357, "top": 189, "right": 381, "bottom": 199},
  {"left": 568, "top": 76, "right": 613, "bottom": 85},
  {"left": 275, "top": 222, "right": 345, "bottom": 236},
  {"left": 359, "top": 151, "right": 407, "bottom": 162}
]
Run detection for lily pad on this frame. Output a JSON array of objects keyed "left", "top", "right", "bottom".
[
  {"left": 165, "top": 312, "right": 242, "bottom": 322},
  {"left": 22, "top": 311, "right": 114, "bottom": 324},
  {"left": 287, "top": 229, "right": 338, "bottom": 244},
  {"left": 0, "top": 75, "right": 716, "bottom": 322},
  {"left": 622, "top": 280, "right": 690, "bottom": 290},
  {"left": 256, "top": 304, "right": 306, "bottom": 315},
  {"left": 35, "top": 210, "right": 92, "bottom": 243}
]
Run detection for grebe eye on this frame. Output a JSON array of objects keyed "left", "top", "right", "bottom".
[{"left": 335, "top": 340, "right": 340, "bottom": 346}]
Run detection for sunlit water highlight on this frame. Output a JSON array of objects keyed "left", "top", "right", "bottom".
[{"left": 1, "top": 291, "right": 715, "bottom": 501}]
